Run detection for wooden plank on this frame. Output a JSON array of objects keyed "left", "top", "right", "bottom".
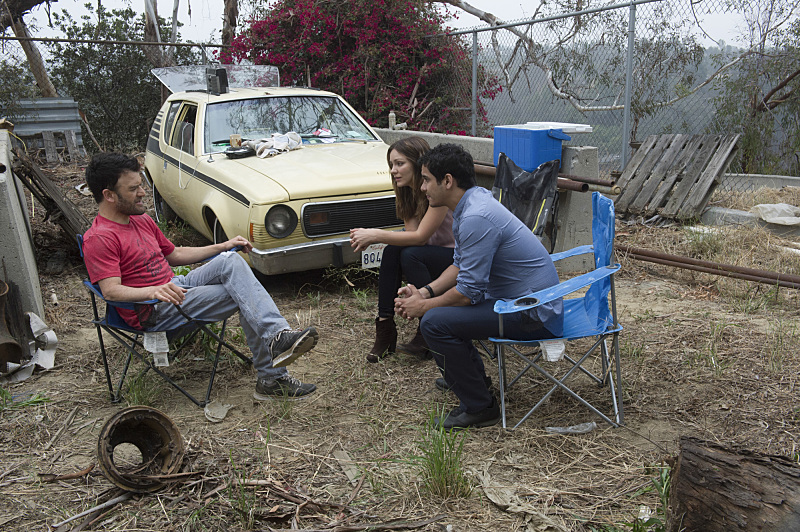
[
  {"left": 662, "top": 135, "right": 721, "bottom": 217},
  {"left": 615, "top": 135, "right": 658, "bottom": 191},
  {"left": 647, "top": 135, "right": 706, "bottom": 214},
  {"left": 629, "top": 134, "right": 689, "bottom": 214},
  {"left": 41, "top": 131, "right": 59, "bottom": 163},
  {"left": 677, "top": 134, "right": 740, "bottom": 219},
  {"left": 332, "top": 450, "right": 360, "bottom": 486},
  {"left": 64, "top": 130, "right": 80, "bottom": 161},
  {"left": 12, "top": 150, "right": 90, "bottom": 239},
  {"left": 616, "top": 135, "right": 675, "bottom": 212}
]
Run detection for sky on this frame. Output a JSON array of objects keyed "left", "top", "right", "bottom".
[{"left": 27, "top": 0, "right": 740, "bottom": 47}]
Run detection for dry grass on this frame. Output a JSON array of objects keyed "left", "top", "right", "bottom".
[
  {"left": 0, "top": 168, "right": 798, "bottom": 531},
  {"left": 709, "top": 185, "right": 800, "bottom": 212}
]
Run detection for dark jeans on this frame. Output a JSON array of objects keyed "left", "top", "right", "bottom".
[
  {"left": 421, "top": 299, "right": 557, "bottom": 413},
  {"left": 377, "top": 245, "right": 454, "bottom": 318}
]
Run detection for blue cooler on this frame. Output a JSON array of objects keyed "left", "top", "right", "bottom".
[{"left": 493, "top": 122, "right": 592, "bottom": 172}]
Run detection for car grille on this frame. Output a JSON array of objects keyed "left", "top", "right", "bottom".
[{"left": 302, "top": 196, "right": 402, "bottom": 237}]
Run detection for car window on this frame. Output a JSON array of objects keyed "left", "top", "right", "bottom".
[
  {"left": 162, "top": 102, "right": 181, "bottom": 144},
  {"left": 204, "top": 96, "right": 378, "bottom": 153},
  {"left": 168, "top": 104, "right": 198, "bottom": 155}
]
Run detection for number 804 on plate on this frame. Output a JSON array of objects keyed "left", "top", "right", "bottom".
[{"left": 361, "top": 243, "right": 387, "bottom": 269}]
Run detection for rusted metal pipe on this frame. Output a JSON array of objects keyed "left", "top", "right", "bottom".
[
  {"left": 587, "top": 183, "right": 622, "bottom": 195},
  {"left": 473, "top": 162, "right": 589, "bottom": 192},
  {"left": 618, "top": 245, "right": 800, "bottom": 285},
  {"left": 474, "top": 163, "right": 496, "bottom": 178},
  {"left": 618, "top": 245, "right": 800, "bottom": 289},
  {"left": 559, "top": 173, "right": 616, "bottom": 187},
  {"left": 557, "top": 178, "right": 589, "bottom": 192}
]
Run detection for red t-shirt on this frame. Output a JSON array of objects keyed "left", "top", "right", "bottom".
[{"left": 83, "top": 214, "right": 176, "bottom": 328}]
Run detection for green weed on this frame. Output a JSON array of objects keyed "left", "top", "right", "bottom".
[
  {"left": 698, "top": 320, "right": 734, "bottom": 376},
  {"left": 227, "top": 453, "right": 257, "bottom": 529},
  {"left": 172, "top": 264, "right": 192, "bottom": 277},
  {"left": 0, "top": 387, "right": 50, "bottom": 411},
  {"left": 624, "top": 465, "right": 670, "bottom": 532},
  {"left": 352, "top": 288, "right": 375, "bottom": 313},
  {"left": 683, "top": 227, "right": 724, "bottom": 258},
  {"left": 765, "top": 317, "right": 797, "bottom": 374},
  {"left": 411, "top": 404, "right": 471, "bottom": 498},
  {"left": 123, "top": 372, "right": 162, "bottom": 406}
]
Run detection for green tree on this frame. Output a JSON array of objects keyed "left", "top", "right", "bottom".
[
  {"left": 710, "top": 4, "right": 800, "bottom": 174},
  {"left": 45, "top": 4, "right": 199, "bottom": 151},
  {"left": 224, "top": 0, "right": 501, "bottom": 134},
  {"left": 0, "top": 56, "right": 38, "bottom": 120}
]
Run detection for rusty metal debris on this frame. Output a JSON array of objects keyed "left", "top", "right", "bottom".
[
  {"left": 97, "top": 406, "right": 185, "bottom": 493},
  {"left": 0, "top": 280, "right": 24, "bottom": 373},
  {"left": 617, "top": 244, "right": 800, "bottom": 289}
]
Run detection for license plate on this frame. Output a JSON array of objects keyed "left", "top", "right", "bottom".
[{"left": 361, "top": 243, "right": 387, "bottom": 269}]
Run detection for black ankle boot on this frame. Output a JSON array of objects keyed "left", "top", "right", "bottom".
[
  {"left": 366, "top": 317, "right": 397, "bottom": 363},
  {"left": 396, "top": 324, "right": 430, "bottom": 359}
]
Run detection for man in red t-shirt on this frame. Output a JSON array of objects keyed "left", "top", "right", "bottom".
[{"left": 83, "top": 152, "right": 318, "bottom": 399}]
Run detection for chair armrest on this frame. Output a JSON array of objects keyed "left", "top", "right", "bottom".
[
  {"left": 83, "top": 280, "right": 159, "bottom": 310},
  {"left": 550, "top": 244, "right": 594, "bottom": 263},
  {"left": 494, "top": 263, "right": 621, "bottom": 315}
]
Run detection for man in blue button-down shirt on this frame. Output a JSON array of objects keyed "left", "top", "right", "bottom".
[{"left": 395, "top": 143, "right": 563, "bottom": 430}]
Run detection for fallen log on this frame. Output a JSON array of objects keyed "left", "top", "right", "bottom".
[{"left": 667, "top": 436, "right": 800, "bottom": 531}]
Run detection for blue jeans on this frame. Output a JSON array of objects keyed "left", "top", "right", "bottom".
[
  {"left": 377, "top": 245, "right": 454, "bottom": 318},
  {"left": 421, "top": 299, "right": 557, "bottom": 413},
  {"left": 149, "top": 251, "right": 290, "bottom": 380}
]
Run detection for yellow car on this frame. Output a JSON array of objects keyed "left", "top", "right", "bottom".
[{"left": 144, "top": 71, "right": 399, "bottom": 275}]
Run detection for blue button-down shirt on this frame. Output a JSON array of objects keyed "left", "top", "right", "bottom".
[{"left": 453, "top": 186, "right": 563, "bottom": 335}]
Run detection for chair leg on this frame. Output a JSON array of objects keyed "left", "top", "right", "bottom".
[
  {"left": 613, "top": 332, "right": 624, "bottom": 424},
  {"left": 203, "top": 319, "right": 228, "bottom": 406},
  {"left": 496, "top": 343, "right": 507, "bottom": 429}
]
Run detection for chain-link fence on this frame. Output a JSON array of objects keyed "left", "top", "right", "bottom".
[{"left": 437, "top": 0, "right": 799, "bottom": 181}]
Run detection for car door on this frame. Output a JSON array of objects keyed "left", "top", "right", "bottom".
[{"left": 160, "top": 102, "right": 202, "bottom": 226}]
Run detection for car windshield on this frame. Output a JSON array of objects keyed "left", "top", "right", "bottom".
[{"left": 204, "top": 96, "right": 379, "bottom": 153}]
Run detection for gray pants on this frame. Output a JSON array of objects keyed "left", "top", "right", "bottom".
[{"left": 149, "top": 251, "right": 289, "bottom": 380}]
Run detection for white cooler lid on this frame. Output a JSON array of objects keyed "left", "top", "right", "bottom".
[{"left": 494, "top": 122, "right": 593, "bottom": 133}]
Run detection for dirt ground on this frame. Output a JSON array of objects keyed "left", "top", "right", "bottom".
[{"left": 0, "top": 161, "right": 798, "bottom": 531}]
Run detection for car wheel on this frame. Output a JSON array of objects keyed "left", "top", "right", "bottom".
[
  {"left": 153, "top": 185, "right": 178, "bottom": 224},
  {"left": 213, "top": 217, "right": 228, "bottom": 244}
]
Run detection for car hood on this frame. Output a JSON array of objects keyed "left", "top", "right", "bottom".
[{"left": 217, "top": 141, "right": 392, "bottom": 202}]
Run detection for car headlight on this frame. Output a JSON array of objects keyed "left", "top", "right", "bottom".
[{"left": 265, "top": 205, "right": 298, "bottom": 238}]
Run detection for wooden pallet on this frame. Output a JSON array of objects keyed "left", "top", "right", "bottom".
[{"left": 615, "top": 134, "right": 740, "bottom": 220}]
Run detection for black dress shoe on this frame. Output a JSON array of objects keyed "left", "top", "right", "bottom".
[
  {"left": 434, "top": 377, "right": 452, "bottom": 391},
  {"left": 434, "top": 375, "right": 493, "bottom": 392},
  {"left": 435, "top": 398, "right": 501, "bottom": 430}
]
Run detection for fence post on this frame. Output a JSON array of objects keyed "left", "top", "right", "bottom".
[
  {"left": 472, "top": 31, "right": 478, "bottom": 137},
  {"left": 621, "top": 0, "right": 636, "bottom": 170}
]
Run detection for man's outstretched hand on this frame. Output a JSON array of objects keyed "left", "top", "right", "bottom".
[
  {"left": 151, "top": 282, "right": 188, "bottom": 305},
  {"left": 225, "top": 235, "right": 253, "bottom": 253}
]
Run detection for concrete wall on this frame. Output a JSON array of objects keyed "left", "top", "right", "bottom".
[
  {"left": 720, "top": 173, "right": 800, "bottom": 191},
  {"left": 0, "top": 130, "right": 44, "bottom": 317},
  {"left": 374, "top": 128, "right": 597, "bottom": 272}
]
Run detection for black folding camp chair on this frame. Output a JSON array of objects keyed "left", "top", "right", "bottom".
[{"left": 77, "top": 235, "right": 252, "bottom": 407}]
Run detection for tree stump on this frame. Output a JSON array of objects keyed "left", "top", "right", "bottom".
[{"left": 667, "top": 436, "right": 800, "bottom": 531}]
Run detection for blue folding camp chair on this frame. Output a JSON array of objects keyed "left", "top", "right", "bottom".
[
  {"left": 488, "top": 192, "right": 623, "bottom": 429},
  {"left": 77, "top": 235, "right": 252, "bottom": 407}
]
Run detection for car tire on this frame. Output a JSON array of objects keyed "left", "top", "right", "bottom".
[
  {"left": 153, "top": 185, "right": 177, "bottom": 224},
  {"left": 213, "top": 217, "right": 228, "bottom": 244}
]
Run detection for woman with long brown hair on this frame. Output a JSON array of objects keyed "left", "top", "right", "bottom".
[{"left": 350, "top": 137, "right": 454, "bottom": 362}]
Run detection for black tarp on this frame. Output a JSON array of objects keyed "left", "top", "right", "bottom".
[{"left": 492, "top": 153, "right": 560, "bottom": 252}]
